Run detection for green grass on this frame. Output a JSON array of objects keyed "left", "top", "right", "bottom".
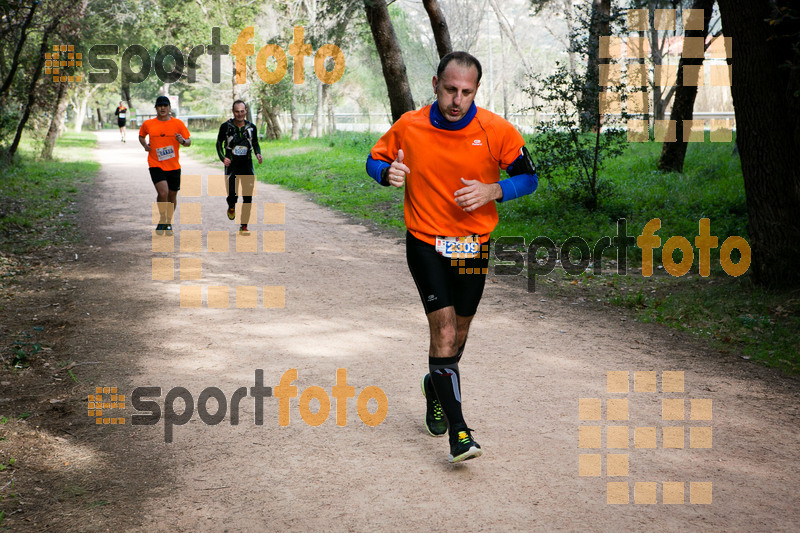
[
  {"left": 188, "top": 131, "right": 797, "bottom": 373},
  {"left": 496, "top": 138, "right": 747, "bottom": 268},
  {"left": 0, "top": 133, "right": 99, "bottom": 253}
]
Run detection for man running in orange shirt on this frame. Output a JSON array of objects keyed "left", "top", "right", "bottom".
[
  {"left": 366, "top": 52, "right": 538, "bottom": 463},
  {"left": 139, "top": 96, "right": 191, "bottom": 235}
]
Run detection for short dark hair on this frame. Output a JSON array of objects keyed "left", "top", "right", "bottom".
[
  {"left": 232, "top": 99, "right": 247, "bottom": 110},
  {"left": 436, "top": 51, "right": 482, "bottom": 84}
]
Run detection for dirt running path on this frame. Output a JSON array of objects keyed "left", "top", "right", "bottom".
[{"left": 46, "top": 130, "right": 800, "bottom": 531}]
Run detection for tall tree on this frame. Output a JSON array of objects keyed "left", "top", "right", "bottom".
[
  {"left": 422, "top": 0, "right": 452, "bottom": 59},
  {"left": 658, "top": 0, "right": 713, "bottom": 172},
  {"left": 579, "top": 0, "right": 611, "bottom": 131},
  {"left": 0, "top": 0, "right": 38, "bottom": 105},
  {"left": 716, "top": 0, "right": 800, "bottom": 288},
  {"left": 41, "top": 0, "right": 88, "bottom": 158},
  {"left": 363, "top": 0, "right": 415, "bottom": 122},
  {"left": 531, "top": 0, "right": 578, "bottom": 74},
  {"left": 41, "top": 81, "right": 68, "bottom": 160},
  {"left": 8, "top": 16, "right": 59, "bottom": 158}
]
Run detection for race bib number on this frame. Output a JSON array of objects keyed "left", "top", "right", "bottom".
[
  {"left": 232, "top": 145, "right": 248, "bottom": 156},
  {"left": 156, "top": 145, "right": 175, "bottom": 161},
  {"left": 435, "top": 235, "right": 480, "bottom": 258},
  {"left": 118, "top": 112, "right": 126, "bottom": 119}
]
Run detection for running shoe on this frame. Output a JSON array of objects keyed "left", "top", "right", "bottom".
[
  {"left": 227, "top": 207, "right": 236, "bottom": 220},
  {"left": 164, "top": 223, "right": 173, "bottom": 236},
  {"left": 239, "top": 224, "right": 250, "bottom": 235},
  {"left": 449, "top": 427, "right": 482, "bottom": 463},
  {"left": 155, "top": 223, "right": 165, "bottom": 235},
  {"left": 421, "top": 374, "right": 447, "bottom": 437}
]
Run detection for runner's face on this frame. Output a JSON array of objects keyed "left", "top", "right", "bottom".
[
  {"left": 433, "top": 63, "right": 480, "bottom": 122},
  {"left": 155, "top": 104, "right": 170, "bottom": 119},
  {"left": 233, "top": 104, "right": 246, "bottom": 123}
]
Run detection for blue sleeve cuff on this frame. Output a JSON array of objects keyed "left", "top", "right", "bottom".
[
  {"left": 366, "top": 154, "right": 391, "bottom": 185},
  {"left": 498, "top": 173, "right": 538, "bottom": 202}
]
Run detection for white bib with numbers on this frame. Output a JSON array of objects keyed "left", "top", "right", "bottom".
[
  {"left": 435, "top": 235, "right": 480, "bottom": 258},
  {"left": 232, "top": 145, "right": 248, "bottom": 156},
  {"left": 156, "top": 145, "right": 175, "bottom": 161}
]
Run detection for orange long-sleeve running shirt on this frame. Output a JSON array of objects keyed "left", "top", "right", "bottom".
[{"left": 370, "top": 105, "right": 524, "bottom": 245}]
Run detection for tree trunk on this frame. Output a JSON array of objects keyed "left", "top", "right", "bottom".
[
  {"left": 41, "top": 82, "right": 69, "bottom": 160},
  {"left": 488, "top": 0, "right": 538, "bottom": 123},
  {"left": 9, "top": 21, "right": 56, "bottom": 158},
  {"left": 73, "top": 84, "right": 98, "bottom": 132},
  {"left": 579, "top": 0, "right": 610, "bottom": 132},
  {"left": 363, "top": 0, "right": 415, "bottom": 122},
  {"left": 122, "top": 84, "right": 132, "bottom": 111},
  {"left": 648, "top": 4, "right": 667, "bottom": 122},
  {"left": 259, "top": 95, "right": 281, "bottom": 141},
  {"left": 422, "top": 0, "right": 452, "bottom": 59},
  {"left": 564, "top": 0, "right": 577, "bottom": 74},
  {"left": 500, "top": 28, "right": 508, "bottom": 120},
  {"left": 290, "top": 85, "right": 299, "bottom": 140},
  {"left": 267, "top": 106, "right": 282, "bottom": 140},
  {"left": 715, "top": 0, "right": 800, "bottom": 288},
  {"left": 325, "top": 84, "right": 336, "bottom": 133},
  {"left": 0, "top": 0, "right": 38, "bottom": 106},
  {"left": 658, "top": 0, "right": 713, "bottom": 173},
  {"left": 310, "top": 81, "right": 321, "bottom": 138},
  {"left": 231, "top": 63, "right": 241, "bottom": 103}
]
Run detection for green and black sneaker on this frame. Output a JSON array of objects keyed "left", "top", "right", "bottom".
[
  {"left": 421, "top": 374, "right": 447, "bottom": 437},
  {"left": 449, "top": 427, "right": 482, "bottom": 463}
]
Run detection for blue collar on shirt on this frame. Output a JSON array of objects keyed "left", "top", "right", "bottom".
[{"left": 429, "top": 101, "right": 477, "bottom": 131}]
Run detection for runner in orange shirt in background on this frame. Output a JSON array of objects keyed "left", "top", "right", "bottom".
[
  {"left": 139, "top": 96, "right": 191, "bottom": 235},
  {"left": 366, "top": 52, "right": 539, "bottom": 463}
]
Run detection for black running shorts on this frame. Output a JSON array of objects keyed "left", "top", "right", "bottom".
[
  {"left": 406, "top": 231, "right": 490, "bottom": 316},
  {"left": 149, "top": 167, "right": 181, "bottom": 191}
]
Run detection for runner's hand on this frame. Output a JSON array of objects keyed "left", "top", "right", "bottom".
[
  {"left": 175, "top": 133, "right": 185, "bottom": 145},
  {"left": 144, "top": 143, "right": 150, "bottom": 152},
  {"left": 223, "top": 157, "right": 231, "bottom": 167},
  {"left": 256, "top": 154, "right": 263, "bottom": 164},
  {"left": 387, "top": 149, "right": 410, "bottom": 188},
  {"left": 454, "top": 178, "right": 502, "bottom": 212}
]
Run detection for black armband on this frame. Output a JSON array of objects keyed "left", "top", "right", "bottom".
[{"left": 507, "top": 146, "right": 537, "bottom": 177}]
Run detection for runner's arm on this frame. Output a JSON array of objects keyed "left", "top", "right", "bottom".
[
  {"left": 366, "top": 154, "right": 391, "bottom": 186},
  {"left": 251, "top": 124, "right": 261, "bottom": 157},
  {"left": 496, "top": 151, "right": 538, "bottom": 202},
  {"left": 216, "top": 124, "right": 227, "bottom": 162},
  {"left": 177, "top": 122, "right": 191, "bottom": 147}
]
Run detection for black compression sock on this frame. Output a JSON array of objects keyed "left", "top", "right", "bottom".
[
  {"left": 429, "top": 355, "right": 465, "bottom": 431},
  {"left": 455, "top": 344, "right": 465, "bottom": 363}
]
